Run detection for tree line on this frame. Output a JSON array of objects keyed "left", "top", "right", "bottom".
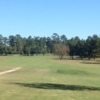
[{"left": 0, "top": 33, "right": 100, "bottom": 60}]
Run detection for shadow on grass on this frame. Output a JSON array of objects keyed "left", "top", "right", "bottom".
[
  {"left": 53, "top": 57, "right": 81, "bottom": 60},
  {"left": 96, "top": 60, "right": 100, "bottom": 62},
  {"left": 53, "top": 57, "right": 100, "bottom": 63},
  {"left": 80, "top": 61, "right": 100, "bottom": 64},
  {"left": 12, "top": 83, "right": 100, "bottom": 91}
]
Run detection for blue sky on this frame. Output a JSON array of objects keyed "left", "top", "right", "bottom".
[{"left": 0, "top": 0, "right": 100, "bottom": 39}]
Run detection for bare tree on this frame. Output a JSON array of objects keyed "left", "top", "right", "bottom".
[{"left": 53, "top": 43, "right": 69, "bottom": 59}]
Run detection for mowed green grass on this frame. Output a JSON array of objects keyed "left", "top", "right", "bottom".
[{"left": 0, "top": 55, "right": 100, "bottom": 100}]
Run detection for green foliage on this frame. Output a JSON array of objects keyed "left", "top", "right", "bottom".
[{"left": 0, "top": 33, "right": 100, "bottom": 60}]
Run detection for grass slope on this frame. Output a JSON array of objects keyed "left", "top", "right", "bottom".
[{"left": 0, "top": 55, "right": 100, "bottom": 100}]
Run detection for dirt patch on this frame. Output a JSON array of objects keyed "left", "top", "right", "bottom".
[{"left": 0, "top": 67, "right": 21, "bottom": 75}]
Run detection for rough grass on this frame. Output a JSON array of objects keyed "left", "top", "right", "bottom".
[{"left": 0, "top": 55, "right": 100, "bottom": 100}]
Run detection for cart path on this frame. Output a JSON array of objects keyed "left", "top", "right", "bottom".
[{"left": 0, "top": 67, "right": 21, "bottom": 75}]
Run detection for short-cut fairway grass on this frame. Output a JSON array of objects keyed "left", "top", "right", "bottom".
[{"left": 0, "top": 55, "right": 100, "bottom": 100}]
